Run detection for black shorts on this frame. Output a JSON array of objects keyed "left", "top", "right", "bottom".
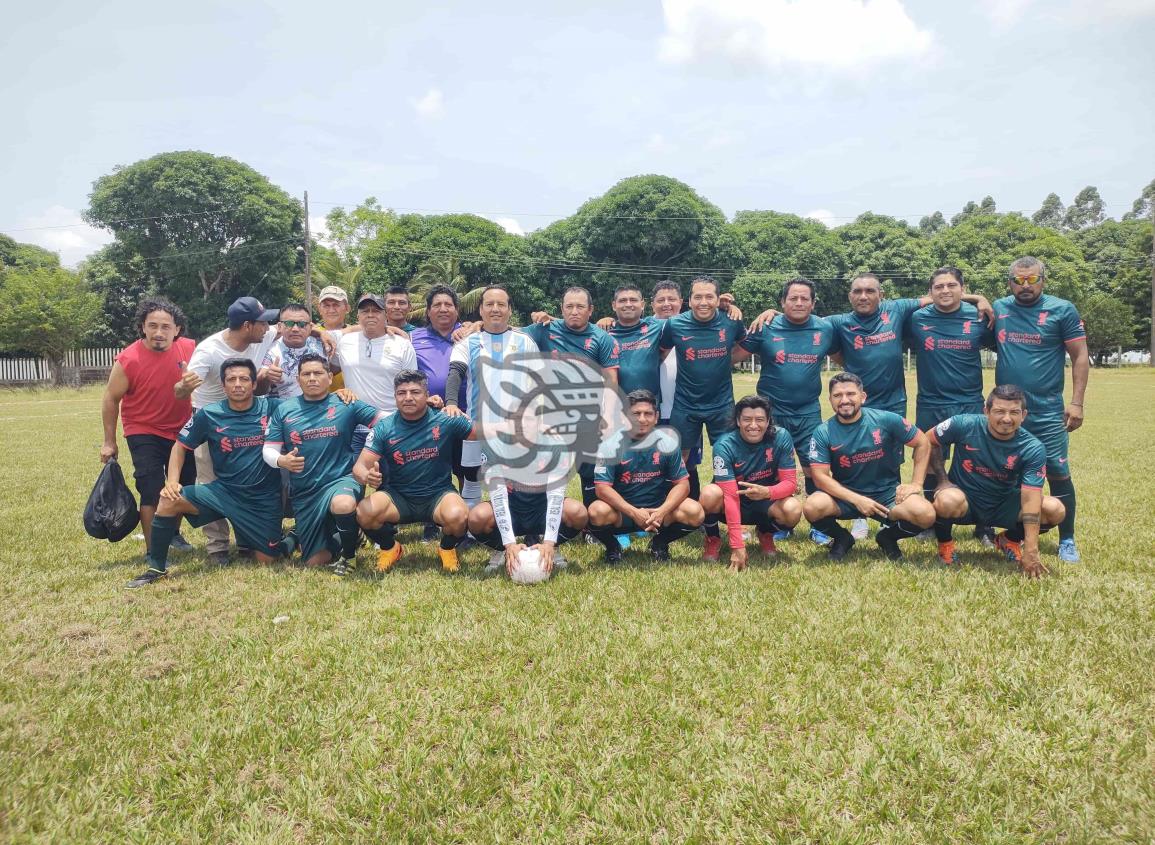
[{"left": 126, "top": 434, "right": 196, "bottom": 507}]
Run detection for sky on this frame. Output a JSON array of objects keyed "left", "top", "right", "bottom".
[{"left": 2, "top": 0, "right": 1153, "bottom": 266}]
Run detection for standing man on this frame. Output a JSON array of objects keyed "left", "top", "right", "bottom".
[
  {"left": 804, "top": 373, "right": 936, "bottom": 560},
  {"left": 175, "top": 296, "right": 280, "bottom": 564},
  {"left": 993, "top": 256, "right": 1088, "bottom": 562},
  {"left": 127, "top": 358, "right": 287, "bottom": 587},
  {"left": 588, "top": 389, "right": 704, "bottom": 564},
  {"left": 699, "top": 396, "right": 802, "bottom": 569},
  {"left": 316, "top": 285, "right": 351, "bottom": 392},
  {"left": 332, "top": 292, "right": 418, "bottom": 431},
  {"left": 927, "top": 385, "right": 1063, "bottom": 577},
  {"left": 100, "top": 298, "right": 197, "bottom": 558},
  {"left": 258, "top": 302, "right": 326, "bottom": 399},
  {"left": 263, "top": 354, "right": 381, "bottom": 576},
  {"left": 604, "top": 285, "right": 664, "bottom": 399},
  {"left": 384, "top": 286, "right": 418, "bottom": 332},
  {"left": 353, "top": 371, "right": 473, "bottom": 573}
]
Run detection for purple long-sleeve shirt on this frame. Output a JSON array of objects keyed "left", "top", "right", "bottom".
[{"left": 411, "top": 324, "right": 466, "bottom": 407}]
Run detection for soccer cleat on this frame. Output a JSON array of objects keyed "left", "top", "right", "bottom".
[
  {"left": 616, "top": 534, "right": 631, "bottom": 550},
  {"left": 552, "top": 551, "right": 569, "bottom": 570},
  {"left": 485, "top": 551, "right": 505, "bottom": 574},
  {"left": 422, "top": 523, "right": 440, "bottom": 542},
  {"left": 703, "top": 535, "right": 722, "bottom": 561},
  {"left": 937, "top": 540, "right": 957, "bottom": 566},
  {"left": 875, "top": 527, "right": 903, "bottom": 561},
  {"left": 170, "top": 533, "right": 193, "bottom": 552},
  {"left": 809, "top": 528, "right": 833, "bottom": 546},
  {"left": 1057, "top": 539, "right": 1080, "bottom": 563},
  {"left": 438, "top": 547, "right": 460, "bottom": 573},
  {"left": 126, "top": 568, "right": 167, "bottom": 589},
  {"left": 376, "top": 543, "right": 404, "bottom": 572},
  {"left": 603, "top": 546, "right": 623, "bottom": 565},
  {"left": 331, "top": 557, "right": 355, "bottom": 577},
  {"left": 773, "top": 529, "right": 791, "bottom": 541},
  {"left": 828, "top": 531, "right": 855, "bottom": 560},
  {"left": 209, "top": 551, "right": 230, "bottom": 567},
  {"left": 851, "top": 518, "right": 869, "bottom": 540},
  {"left": 757, "top": 531, "right": 777, "bottom": 556},
  {"left": 975, "top": 526, "right": 996, "bottom": 549},
  {"left": 650, "top": 541, "right": 671, "bottom": 562},
  {"left": 994, "top": 532, "right": 1023, "bottom": 564},
  {"left": 456, "top": 535, "right": 477, "bottom": 552}
]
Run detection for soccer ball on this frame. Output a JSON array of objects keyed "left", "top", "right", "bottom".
[{"left": 511, "top": 547, "right": 551, "bottom": 586}]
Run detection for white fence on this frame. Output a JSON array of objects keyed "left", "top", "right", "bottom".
[{"left": 0, "top": 348, "right": 120, "bottom": 384}]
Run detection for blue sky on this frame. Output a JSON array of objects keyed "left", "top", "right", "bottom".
[{"left": 3, "top": 0, "right": 1153, "bottom": 265}]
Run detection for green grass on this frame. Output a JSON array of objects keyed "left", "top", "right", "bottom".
[{"left": 1, "top": 371, "right": 1153, "bottom": 843}]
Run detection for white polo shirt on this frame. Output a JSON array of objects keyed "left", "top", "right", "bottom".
[
  {"left": 189, "top": 326, "right": 278, "bottom": 410},
  {"left": 334, "top": 330, "right": 417, "bottom": 413}
]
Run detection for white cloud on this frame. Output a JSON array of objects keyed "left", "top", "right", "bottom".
[
  {"left": 413, "top": 88, "right": 445, "bottom": 119},
  {"left": 647, "top": 132, "right": 675, "bottom": 153},
  {"left": 306, "top": 214, "right": 331, "bottom": 246},
  {"left": 980, "top": 0, "right": 1155, "bottom": 28},
  {"left": 9, "top": 205, "right": 113, "bottom": 268},
  {"left": 491, "top": 217, "right": 525, "bottom": 236},
  {"left": 658, "top": 0, "right": 933, "bottom": 73},
  {"left": 804, "top": 208, "right": 836, "bottom": 227}
]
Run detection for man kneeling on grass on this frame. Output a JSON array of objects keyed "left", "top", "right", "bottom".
[
  {"left": 587, "top": 389, "right": 704, "bottom": 564},
  {"left": 353, "top": 370, "right": 474, "bottom": 574},
  {"left": 127, "top": 358, "right": 291, "bottom": 588},
  {"left": 928, "top": 384, "right": 1063, "bottom": 579},
  {"left": 700, "top": 395, "right": 802, "bottom": 571},
  {"left": 803, "top": 372, "right": 936, "bottom": 560}
]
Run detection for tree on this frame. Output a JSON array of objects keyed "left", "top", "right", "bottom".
[
  {"left": 85, "top": 151, "right": 302, "bottom": 337},
  {"left": 409, "top": 257, "right": 489, "bottom": 317},
  {"left": 1031, "top": 193, "right": 1066, "bottom": 230},
  {"left": 1079, "top": 292, "right": 1136, "bottom": 365},
  {"left": 729, "top": 210, "right": 846, "bottom": 311},
  {"left": 918, "top": 211, "right": 946, "bottom": 235},
  {"left": 1122, "top": 178, "right": 1155, "bottom": 221},
  {"left": 951, "top": 196, "right": 997, "bottom": 227},
  {"left": 79, "top": 243, "right": 157, "bottom": 346},
  {"left": 0, "top": 267, "right": 101, "bottom": 384},
  {"left": 1062, "top": 186, "right": 1105, "bottom": 231},
  {"left": 835, "top": 212, "right": 934, "bottom": 301},
  {"left": 324, "top": 197, "right": 394, "bottom": 265},
  {"left": 0, "top": 234, "right": 59, "bottom": 273},
  {"left": 1074, "top": 218, "right": 1153, "bottom": 350}
]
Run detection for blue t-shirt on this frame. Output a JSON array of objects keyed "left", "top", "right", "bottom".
[
  {"left": 828, "top": 299, "right": 922, "bottom": 410},
  {"left": 363, "top": 409, "right": 473, "bottom": 498},
  {"left": 178, "top": 396, "right": 281, "bottom": 497},
  {"left": 524, "top": 319, "right": 620, "bottom": 369},
  {"left": 609, "top": 316, "right": 665, "bottom": 400},
  {"left": 266, "top": 394, "right": 380, "bottom": 498},
  {"left": 594, "top": 439, "right": 688, "bottom": 508},
  {"left": 931, "top": 414, "right": 1046, "bottom": 514},
  {"left": 741, "top": 314, "right": 836, "bottom": 419},
  {"left": 659, "top": 310, "right": 747, "bottom": 411},
  {"left": 906, "top": 303, "right": 993, "bottom": 408}
]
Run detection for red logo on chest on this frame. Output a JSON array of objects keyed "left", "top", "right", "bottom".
[
  {"left": 962, "top": 320, "right": 972, "bottom": 334},
  {"left": 684, "top": 348, "right": 696, "bottom": 361},
  {"left": 871, "top": 429, "right": 882, "bottom": 445},
  {"left": 652, "top": 451, "right": 661, "bottom": 465},
  {"left": 289, "top": 430, "right": 302, "bottom": 445},
  {"left": 880, "top": 312, "right": 890, "bottom": 325},
  {"left": 432, "top": 426, "right": 440, "bottom": 441},
  {"left": 924, "top": 336, "right": 935, "bottom": 351},
  {"left": 764, "top": 447, "right": 774, "bottom": 463},
  {"left": 853, "top": 335, "right": 864, "bottom": 350},
  {"left": 326, "top": 406, "right": 337, "bottom": 419},
  {"left": 1005, "top": 454, "right": 1018, "bottom": 469},
  {"left": 839, "top": 455, "right": 851, "bottom": 468},
  {"left": 393, "top": 450, "right": 404, "bottom": 465},
  {"left": 1037, "top": 311, "right": 1049, "bottom": 326},
  {"left": 774, "top": 349, "right": 786, "bottom": 364},
  {"left": 718, "top": 329, "right": 726, "bottom": 342}
]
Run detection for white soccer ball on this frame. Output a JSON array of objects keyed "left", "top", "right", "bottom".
[{"left": 511, "top": 547, "right": 551, "bottom": 585}]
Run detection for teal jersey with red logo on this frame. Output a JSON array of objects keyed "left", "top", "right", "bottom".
[
  {"left": 609, "top": 316, "right": 664, "bottom": 399},
  {"left": 524, "top": 319, "right": 620, "bottom": 369},
  {"left": 906, "top": 303, "right": 993, "bottom": 407},
  {"left": 178, "top": 396, "right": 281, "bottom": 495},
  {"left": 363, "top": 409, "right": 472, "bottom": 498},
  {"left": 807, "top": 406, "right": 917, "bottom": 499},
  {"left": 828, "top": 298, "right": 922, "bottom": 410},
  {"left": 993, "top": 294, "right": 1085, "bottom": 417},
  {"left": 266, "top": 395, "right": 380, "bottom": 498},
  {"left": 931, "top": 414, "right": 1046, "bottom": 514},
  {"left": 741, "top": 314, "right": 836, "bottom": 418},
  {"left": 594, "top": 440, "right": 688, "bottom": 508},
  {"left": 659, "top": 310, "right": 747, "bottom": 411},
  {"left": 710, "top": 427, "right": 796, "bottom": 484}
]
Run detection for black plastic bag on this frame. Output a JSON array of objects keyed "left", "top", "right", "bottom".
[{"left": 83, "top": 458, "right": 140, "bottom": 542}]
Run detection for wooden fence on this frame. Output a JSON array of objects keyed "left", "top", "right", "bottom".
[{"left": 0, "top": 348, "right": 120, "bottom": 385}]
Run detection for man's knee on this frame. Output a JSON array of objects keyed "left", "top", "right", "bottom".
[
  {"left": 436, "top": 497, "right": 469, "bottom": 532},
  {"left": 774, "top": 496, "right": 803, "bottom": 527},
  {"left": 933, "top": 487, "right": 968, "bottom": 519},
  {"left": 562, "top": 499, "right": 588, "bottom": 530},
  {"left": 468, "top": 503, "right": 495, "bottom": 534},
  {"left": 802, "top": 491, "right": 835, "bottom": 521},
  {"left": 676, "top": 499, "right": 705, "bottom": 527},
  {"left": 699, "top": 483, "right": 723, "bottom": 512},
  {"left": 902, "top": 497, "right": 937, "bottom": 528},
  {"left": 1042, "top": 495, "right": 1066, "bottom": 527},
  {"left": 356, "top": 495, "right": 386, "bottom": 529},
  {"left": 329, "top": 495, "right": 357, "bottom": 515},
  {"left": 587, "top": 500, "right": 616, "bottom": 526}
]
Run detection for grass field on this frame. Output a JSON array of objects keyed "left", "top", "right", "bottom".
[{"left": 1, "top": 370, "right": 1153, "bottom": 843}]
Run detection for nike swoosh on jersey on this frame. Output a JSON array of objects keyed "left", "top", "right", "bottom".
[
  {"left": 680, "top": 335, "right": 693, "bottom": 340},
  {"left": 388, "top": 438, "right": 401, "bottom": 444},
  {"left": 829, "top": 444, "right": 843, "bottom": 451},
  {"left": 964, "top": 445, "right": 979, "bottom": 451},
  {"left": 215, "top": 426, "right": 229, "bottom": 432}
]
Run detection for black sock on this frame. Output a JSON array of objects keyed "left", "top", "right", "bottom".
[
  {"left": 334, "top": 512, "right": 360, "bottom": 559},
  {"left": 580, "top": 464, "right": 597, "bottom": 508},
  {"left": 804, "top": 476, "right": 817, "bottom": 496},
  {"left": 688, "top": 469, "right": 702, "bottom": 501},
  {"left": 934, "top": 518, "right": 954, "bottom": 543},
  {"left": 889, "top": 519, "right": 922, "bottom": 539},
  {"left": 653, "top": 522, "right": 696, "bottom": 548},
  {"left": 1005, "top": 523, "right": 1025, "bottom": 542},
  {"left": 589, "top": 524, "right": 619, "bottom": 553},
  {"left": 703, "top": 513, "right": 721, "bottom": 538},
  {"left": 363, "top": 524, "right": 397, "bottom": 550},
  {"left": 475, "top": 527, "right": 504, "bottom": 551},
  {"left": 558, "top": 523, "right": 581, "bottom": 545},
  {"left": 812, "top": 516, "right": 848, "bottom": 540},
  {"left": 923, "top": 473, "right": 938, "bottom": 501},
  {"left": 149, "top": 514, "right": 178, "bottom": 570},
  {"left": 440, "top": 532, "right": 461, "bottom": 550},
  {"left": 1050, "top": 476, "right": 1076, "bottom": 541}
]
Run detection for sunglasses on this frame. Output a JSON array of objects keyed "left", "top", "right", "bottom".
[
  {"left": 281, "top": 319, "right": 311, "bottom": 328},
  {"left": 1012, "top": 274, "right": 1043, "bottom": 286}
]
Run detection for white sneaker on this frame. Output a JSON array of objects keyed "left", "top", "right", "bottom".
[{"left": 851, "top": 518, "right": 869, "bottom": 540}]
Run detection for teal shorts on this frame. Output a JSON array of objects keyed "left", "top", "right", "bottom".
[
  {"left": 667, "top": 403, "right": 733, "bottom": 453},
  {"left": 180, "top": 481, "right": 284, "bottom": 555},
  {"left": 776, "top": 414, "right": 820, "bottom": 467},
  {"left": 949, "top": 488, "right": 1026, "bottom": 531},
  {"left": 383, "top": 486, "right": 457, "bottom": 525},
  {"left": 1021, "top": 415, "right": 1070, "bottom": 478},
  {"left": 292, "top": 476, "right": 363, "bottom": 560},
  {"left": 917, "top": 400, "right": 984, "bottom": 461},
  {"left": 832, "top": 489, "right": 897, "bottom": 522},
  {"left": 716, "top": 498, "right": 777, "bottom": 529}
]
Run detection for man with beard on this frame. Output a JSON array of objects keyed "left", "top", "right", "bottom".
[{"left": 992, "top": 257, "right": 1088, "bottom": 562}]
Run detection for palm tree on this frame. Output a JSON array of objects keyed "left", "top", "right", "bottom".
[{"left": 408, "top": 257, "right": 485, "bottom": 320}]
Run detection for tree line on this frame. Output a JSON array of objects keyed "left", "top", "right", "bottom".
[{"left": 1, "top": 150, "right": 1151, "bottom": 381}]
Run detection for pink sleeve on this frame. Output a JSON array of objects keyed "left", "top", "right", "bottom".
[
  {"left": 767, "top": 468, "right": 797, "bottom": 501},
  {"left": 717, "top": 479, "right": 745, "bottom": 550}
]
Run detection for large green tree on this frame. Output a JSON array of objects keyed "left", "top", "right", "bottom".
[
  {"left": 78, "top": 243, "right": 157, "bottom": 346},
  {"left": 324, "top": 197, "right": 394, "bottom": 266},
  {"left": 835, "top": 213, "right": 934, "bottom": 300},
  {"left": 1079, "top": 292, "right": 1136, "bottom": 364},
  {"left": 1074, "top": 218, "right": 1153, "bottom": 350},
  {"left": 728, "top": 211, "right": 847, "bottom": 313},
  {"left": 0, "top": 267, "right": 101, "bottom": 384},
  {"left": 85, "top": 151, "right": 302, "bottom": 337},
  {"left": 1062, "top": 186, "right": 1106, "bottom": 231},
  {"left": 1031, "top": 193, "right": 1066, "bottom": 230},
  {"left": 1122, "top": 178, "right": 1154, "bottom": 221},
  {"left": 0, "top": 234, "right": 59, "bottom": 273}
]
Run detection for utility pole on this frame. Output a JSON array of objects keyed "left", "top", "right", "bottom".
[
  {"left": 303, "top": 190, "right": 313, "bottom": 310},
  {"left": 1149, "top": 205, "right": 1154, "bottom": 366}
]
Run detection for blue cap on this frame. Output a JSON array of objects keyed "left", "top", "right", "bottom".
[{"left": 227, "top": 296, "right": 279, "bottom": 328}]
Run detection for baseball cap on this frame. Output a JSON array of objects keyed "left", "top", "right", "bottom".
[
  {"left": 318, "top": 285, "right": 348, "bottom": 303},
  {"left": 357, "top": 292, "right": 386, "bottom": 309},
  {"left": 227, "top": 296, "right": 279, "bottom": 328}
]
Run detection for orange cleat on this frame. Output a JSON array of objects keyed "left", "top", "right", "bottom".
[
  {"left": 376, "top": 543, "right": 404, "bottom": 572},
  {"left": 757, "top": 531, "right": 777, "bottom": 556},
  {"left": 438, "top": 547, "right": 460, "bottom": 573},
  {"left": 703, "top": 535, "right": 722, "bottom": 561},
  {"left": 937, "top": 540, "right": 957, "bottom": 565},
  {"left": 994, "top": 532, "right": 1022, "bottom": 564}
]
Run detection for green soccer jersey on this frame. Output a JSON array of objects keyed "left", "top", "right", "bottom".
[
  {"left": 907, "top": 303, "right": 993, "bottom": 408},
  {"left": 993, "top": 294, "right": 1085, "bottom": 417},
  {"left": 524, "top": 319, "right": 620, "bottom": 369},
  {"left": 741, "top": 314, "right": 836, "bottom": 419},
  {"left": 178, "top": 396, "right": 281, "bottom": 496},
  {"left": 363, "top": 409, "right": 473, "bottom": 498},
  {"left": 594, "top": 440, "right": 688, "bottom": 509},
  {"left": 609, "top": 316, "right": 664, "bottom": 400},
  {"left": 931, "top": 414, "right": 1046, "bottom": 514},
  {"left": 710, "top": 427, "right": 796, "bottom": 484},
  {"left": 659, "top": 310, "right": 747, "bottom": 412},
  {"left": 829, "top": 298, "right": 923, "bottom": 411},
  {"left": 807, "top": 406, "right": 917, "bottom": 499},
  {"left": 266, "top": 395, "right": 380, "bottom": 499}
]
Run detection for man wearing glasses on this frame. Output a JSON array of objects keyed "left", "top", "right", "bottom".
[
  {"left": 992, "top": 256, "right": 1089, "bottom": 562},
  {"left": 258, "top": 303, "right": 326, "bottom": 399}
]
